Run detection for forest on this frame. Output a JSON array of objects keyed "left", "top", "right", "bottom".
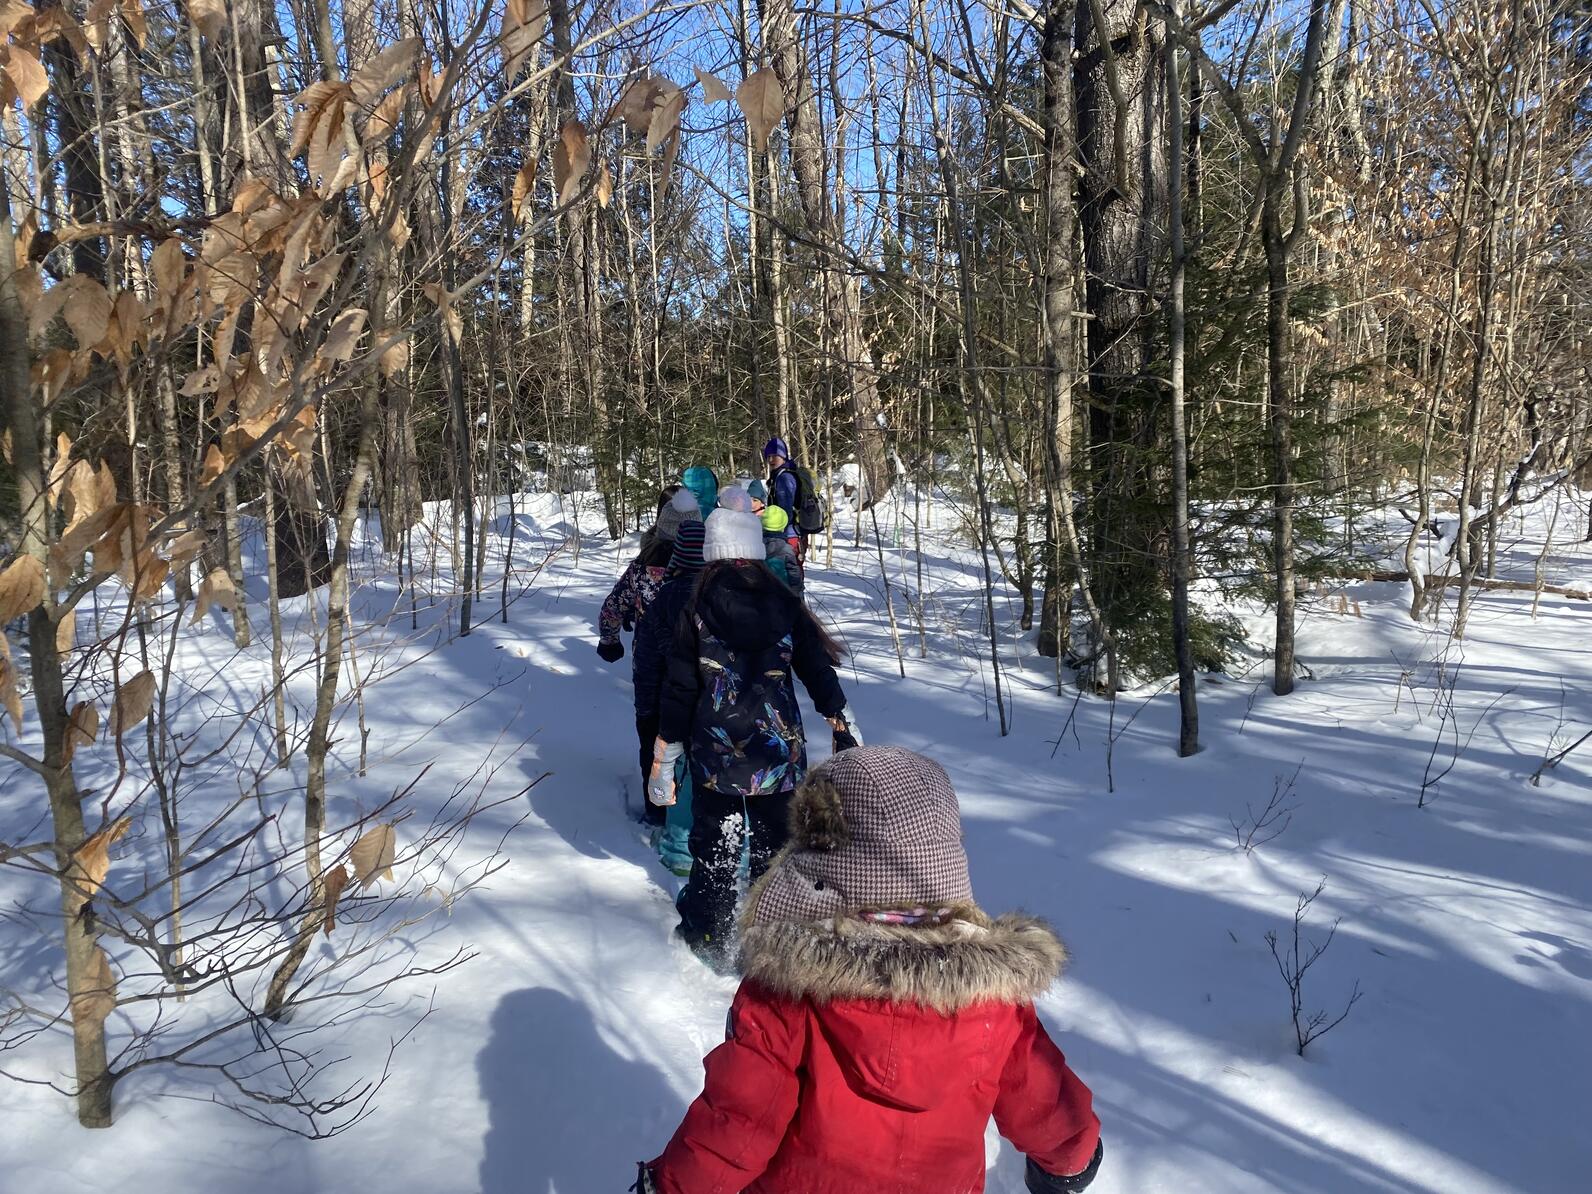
[{"left": 1, "top": 0, "right": 1590, "bottom": 1191}]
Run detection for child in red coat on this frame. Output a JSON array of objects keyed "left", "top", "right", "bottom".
[{"left": 638, "top": 745, "right": 1103, "bottom": 1194}]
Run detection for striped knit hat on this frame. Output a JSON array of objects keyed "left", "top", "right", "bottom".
[
  {"left": 669, "top": 518, "right": 705, "bottom": 574},
  {"left": 748, "top": 746, "right": 974, "bottom": 926}
]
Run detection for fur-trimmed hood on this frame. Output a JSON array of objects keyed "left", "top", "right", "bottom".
[{"left": 739, "top": 903, "right": 1068, "bottom": 1015}]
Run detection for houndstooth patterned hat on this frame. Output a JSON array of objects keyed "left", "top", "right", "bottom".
[{"left": 749, "top": 746, "right": 973, "bottom": 925}]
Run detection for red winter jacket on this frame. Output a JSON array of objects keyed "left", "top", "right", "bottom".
[{"left": 651, "top": 910, "right": 1100, "bottom": 1194}]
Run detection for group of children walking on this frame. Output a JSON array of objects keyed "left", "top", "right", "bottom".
[{"left": 593, "top": 439, "right": 1104, "bottom": 1193}]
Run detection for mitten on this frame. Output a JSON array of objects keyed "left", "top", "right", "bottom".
[
  {"left": 597, "top": 639, "right": 625, "bottom": 663},
  {"left": 1025, "top": 1139, "right": 1103, "bottom": 1194},
  {"left": 648, "top": 740, "right": 684, "bottom": 806},
  {"left": 629, "top": 1163, "right": 658, "bottom": 1193},
  {"left": 827, "top": 707, "right": 863, "bottom": 749}
]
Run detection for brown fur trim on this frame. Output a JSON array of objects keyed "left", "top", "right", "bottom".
[
  {"left": 788, "top": 774, "right": 850, "bottom": 851},
  {"left": 739, "top": 903, "right": 1068, "bottom": 1014}
]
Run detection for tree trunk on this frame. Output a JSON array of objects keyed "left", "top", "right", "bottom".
[
  {"left": 0, "top": 195, "right": 113, "bottom": 1127},
  {"left": 759, "top": 0, "right": 890, "bottom": 503},
  {"left": 1075, "top": 0, "right": 1166, "bottom": 685},
  {"left": 1167, "top": 11, "right": 1198, "bottom": 754}
]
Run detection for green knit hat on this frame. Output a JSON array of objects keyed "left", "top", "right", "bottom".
[{"left": 761, "top": 505, "right": 790, "bottom": 534}]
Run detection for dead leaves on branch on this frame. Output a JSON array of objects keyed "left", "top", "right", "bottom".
[
  {"left": 70, "top": 816, "right": 132, "bottom": 897},
  {"left": 696, "top": 68, "right": 734, "bottom": 105},
  {"left": 0, "top": 555, "right": 45, "bottom": 623},
  {"left": 500, "top": 0, "right": 546, "bottom": 82},
  {"left": 737, "top": 69, "right": 785, "bottom": 152},
  {"left": 350, "top": 823, "right": 396, "bottom": 889},
  {"left": 321, "top": 865, "right": 351, "bottom": 936},
  {"left": 71, "top": 946, "right": 117, "bottom": 1027},
  {"left": 109, "top": 670, "right": 156, "bottom": 737},
  {"left": 553, "top": 119, "right": 590, "bottom": 209},
  {"left": 190, "top": 567, "right": 236, "bottom": 624},
  {"left": 63, "top": 701, "right": 98, "bottom": 764}
]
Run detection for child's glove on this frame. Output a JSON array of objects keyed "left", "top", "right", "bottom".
[
  {"left": 1025, "top": 1139, "right": 1103, "bottom": 1193},
  {"left": 827, "top": 707, "right": 863, "bottom": 750},
  {"left": 629, "top": 1163, "right": 658, "bottom": 1193},
  {"left": 648, "top": 740, "right": 683, "bottom": 806},
  {"left": 597, "top": 639, "right": 625, "bottom": 663}
]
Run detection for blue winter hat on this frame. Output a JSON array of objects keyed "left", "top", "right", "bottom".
[
  {"left": 670, "top": 519, "right": 706, "bottom": 574},
  {"left": 762, "top": 437, "right": 790, "bottom": 461},
  {"left": 682, "top": 466, "right": 719, "bottom": 517},
  {"left": 747, "top": 479, "right": 768, "bottom": 503}
]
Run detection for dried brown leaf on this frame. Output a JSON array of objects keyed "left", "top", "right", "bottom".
[
  {"left": 3, "top": 45, "right": 48, "bottom": 110},
  {"left": 119, "top": 0, "right": 147, "bottom": 48},
  {"left": 500, "top": 0, "right": 547, "bottom": 81},
  {"left": 70, "top": 817, "right": 131, "bottom": 896},
  {"left": 190, "top": 567, "right": 237, "bottom": 624},
  {"left": 151, "top": 237, "right": 186, "bottom": 297},
  {"left": 321, "top": 307, "right": 367, "bottom": 363},
  {"left": 27, "top": 279, "right": 68, "bottom": 339},
  {"left": 0, "top": 555, "right": 45, "bottom": 623},
  {"left": 55, "top": 607, "right": 76, "bottom": 654},
  {"left": 199, "top": 442, "right": 224, "bottom": 490},
  {"left": 70, "top": 946, "right": 116, "bottom": 1027},
  {"left": 365, "top": 85, "right": 407, "bottom": 143},
  {"left": 553, "top": 119, "right": 590, "bottom": 208},
  {"left": 189, "top": 0, "right": 225, "bottom": 40},
  {"left": 696, "top": 68, "right": 734, "bottom": 104},
  {"left": 613, "top": 75, "right": 664, "bottom": 136},
  {"left": 594, "top": 162, "right": 613, "bottom": 209},
  {"left": 82, "top": 0, "right": 113, "bottom": 54},
  {"left": 322, "top": 865, "right": 350, "bottom": 936},
  {"left": 32, "top": 348, "right": 75, "bottom": 408},
  {"left": 290, "top": 80, "right": 350, "bottom": 159},
  {"left": 736, "top": 69, "right": 784, "bottom": 151},
  {"left": 0, "top": 657, "right": 20, "bottom": 732},
  {"left": 165, "top": 528, "right": 208, "bottom": 568},
  {"left": 510, "top": 162, "right": 536, "bottom": 222},
  {"left": 349, "top": 37, "right": 421, "bottom": 109},
  {"left": 63, "top": 700, "right": 97, "bottom": 764},
  {"left": 109, "top": 670, "right": 156, "bottom": 737},
  {"left": 350, "top": 822, "right": 397, "bottom": 889},
  {"left": 646, "top": 85, "right": 685, "bottom": 156}
]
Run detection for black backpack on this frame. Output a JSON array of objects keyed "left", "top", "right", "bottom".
[{"left": 783, "top": 464, "right": 827, "bottom": 534}]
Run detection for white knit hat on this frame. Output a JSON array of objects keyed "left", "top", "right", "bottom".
[{"left": 702, "top": 508, "right": 766, "bottom": 563}]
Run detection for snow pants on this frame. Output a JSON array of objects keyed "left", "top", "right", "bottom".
[
  {"left": 676, "top": 788, "right": 792, "bottom": 951},
  {"left": 656, "top": 761, "right": 694, "bottom": 876}
]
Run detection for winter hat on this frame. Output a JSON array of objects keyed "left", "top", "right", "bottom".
[
  {"left": 702, "top": 508, "right": 767, "bottom": 563},
  {"left": 669, "top": 518, "right": 706, "bottom": 574},
  {"left": 654, "top": 488, "right": 699, "bottom": 543},
  {"left": 761, "top": 504, "right": 790, "bottom": 535},
  {"left": 682, "top": 466, "right": 719, "bottom": 517},
  {"left": 748, "top": 746, "right": 973, "bottom": 927},
  {"left": 747, "top": 479, "right": 768, "bottom": 504},
  {"left": 762, "top": 436, "right": 790, "bottom": 462},
  {"left": 718, "top": 485, "right": 755, "bottom": 514}
]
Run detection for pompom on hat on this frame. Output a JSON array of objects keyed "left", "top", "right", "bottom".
[
  {"left": 747, "top": 746, "right": 974, "bottom": 927},
  {"left": 718, "top": 486, "right": 755, "bottom": 514},
  {"left": 654, "top": 487, "right": 700, "bottom": 543}
]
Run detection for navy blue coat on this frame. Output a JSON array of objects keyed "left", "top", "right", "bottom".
[{"left": 633, "top": 571, "right": 695, "bottom": 720}]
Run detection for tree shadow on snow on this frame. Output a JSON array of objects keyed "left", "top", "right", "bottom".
[{"left": 477, "top": 986, "right": 683, "bottom": 1194}]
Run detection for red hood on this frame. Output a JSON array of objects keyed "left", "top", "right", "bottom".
[{"left": 813, "top": 997, "right": 1007, "bottom": 1113}]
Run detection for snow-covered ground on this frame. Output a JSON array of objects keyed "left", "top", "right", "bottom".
[{"left": 2, "top": 486, "right": 1590, "bottom": 1193}]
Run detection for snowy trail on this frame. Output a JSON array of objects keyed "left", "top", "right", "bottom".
[{"left": 3, "top": 493, "right": 1590, "bottom": 1193}]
